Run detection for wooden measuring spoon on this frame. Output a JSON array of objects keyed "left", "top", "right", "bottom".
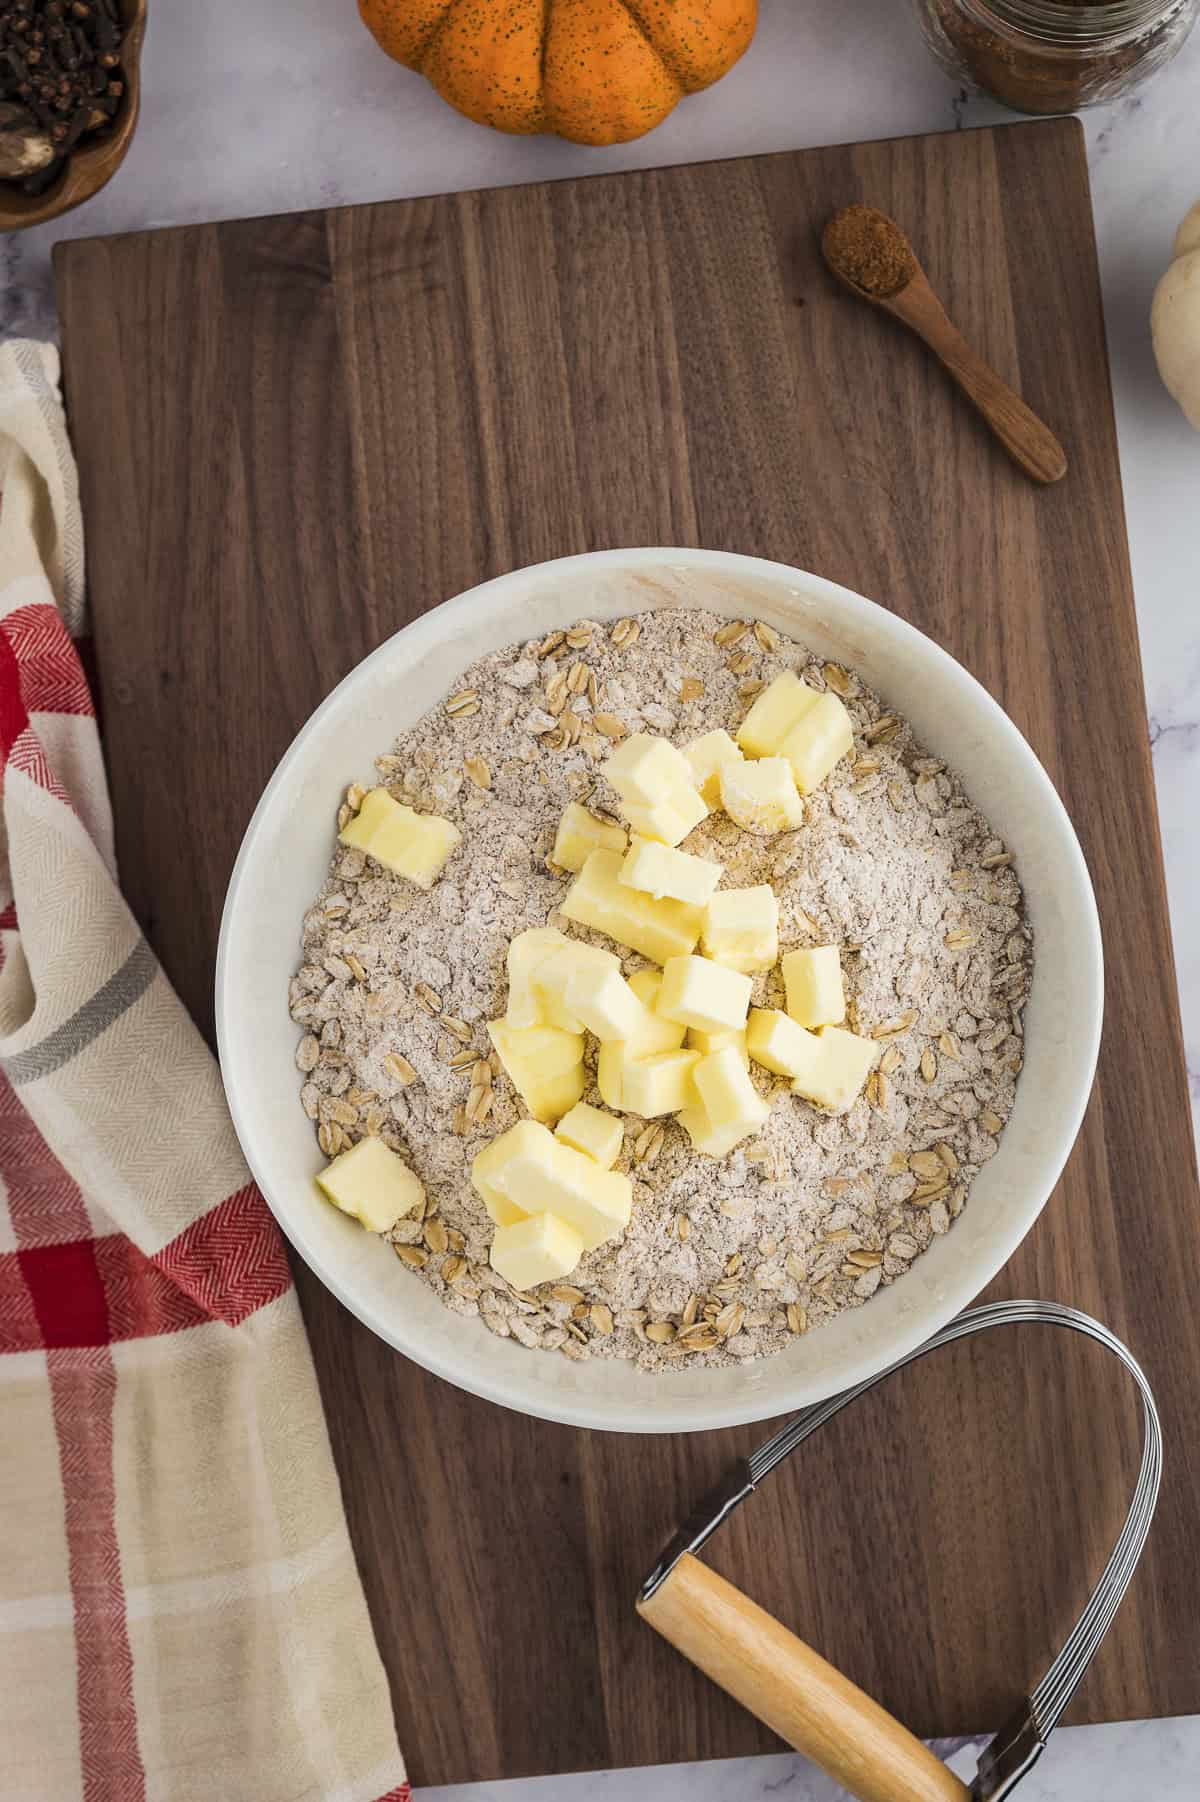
[{"left": 822, "top": 205, "right": 1067, "bottom": 485}]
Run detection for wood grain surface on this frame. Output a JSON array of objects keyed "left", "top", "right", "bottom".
[{"left": 55, "top": 120, "right": 1200, "bottom": 1787}]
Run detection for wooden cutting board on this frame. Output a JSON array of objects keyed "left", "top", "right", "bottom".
[{"left": 55, "top": 119, "right": 1200, "bottom": 1787}]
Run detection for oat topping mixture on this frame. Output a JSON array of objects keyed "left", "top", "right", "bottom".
[{"left": 289, "top": 608, "right": 1030, "bottom": 1370}]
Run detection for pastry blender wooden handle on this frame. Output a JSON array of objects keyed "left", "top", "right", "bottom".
[{"left": 638, "top": 1552, "right": 969, "bottom": 1802}]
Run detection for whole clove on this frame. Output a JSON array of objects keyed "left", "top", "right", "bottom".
[{"left": 0, "top": 0, "right": 124, "bottom": 194}]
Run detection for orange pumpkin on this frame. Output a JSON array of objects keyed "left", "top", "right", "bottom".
[{"left": 358, "top": 0, "right": 758, "bottom": 146}]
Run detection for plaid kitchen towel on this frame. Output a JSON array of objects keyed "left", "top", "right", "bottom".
[{"left": 0, "top": 342, "right": 410, "bottom": 1802}]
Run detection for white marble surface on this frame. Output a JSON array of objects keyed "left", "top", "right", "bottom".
[
  {"left": 417, "top": 1718, "right": 1200, "bottom": 1802},
  {"left": 3, "top": 2, "right": 1197, "bottom": 1796}
]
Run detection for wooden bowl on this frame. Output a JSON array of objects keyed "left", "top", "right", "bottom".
[{"left": 0, "top": 0, "right": 146, "bottom": 232}]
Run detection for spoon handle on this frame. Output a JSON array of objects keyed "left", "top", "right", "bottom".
[{"left": 912, "top": 306, "right": 1068, "bottom": 485}]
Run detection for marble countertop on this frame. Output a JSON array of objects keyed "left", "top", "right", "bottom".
[{"left": 4, "top": 2, "right": 1197, "bottom": 1796}]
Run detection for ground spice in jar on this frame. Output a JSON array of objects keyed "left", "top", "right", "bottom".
[
  {"left": 821, "top": 207, "right": 918, "bottom": 300},
  {"left": 0, "top": 0, "right": 125, "bottom": 194},
  {"left": 919, "top": 0, "right": 1196, "bottom": 115}
]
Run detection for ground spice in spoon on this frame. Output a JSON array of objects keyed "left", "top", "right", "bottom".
[{"left": 822, "top": 206, "right": 918, "bottom": 299}]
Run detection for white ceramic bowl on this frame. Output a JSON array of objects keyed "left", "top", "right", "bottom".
[{"left": 216, "top": 549, "right": 1102, "bottom": 1434}]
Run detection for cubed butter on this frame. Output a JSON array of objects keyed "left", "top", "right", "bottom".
[
  {"left": 736, "top": 671, "right": 819, "bottom": 758},
  {"left": 657, "top": 954, "right": 753, "bottom": 1034},
  {"left": 345, "top": 788, "right": 461, "bottom": 888},
  {"left": 551, "top": 802, "right": 628, "bottom": 873},
  {"left": 791, "top": 1025, "right": 878, "bottom": 1114},
  {"left": 620, "top": 838, "right": 723, "bottom": 906},
  {"left": 701, "top": 885, "right": 779, "bottom": 973},
  {"left": 505, "top": 926, "right": 570, "bottom": 1029},
  {"left": 480, "top": 1121, "right": 632, "bottom": 1249},
  {"left": 316, "top": 1136, "right": 424, "bottom": 1234},
  {"left": 338, "top": 786, "right": 399, "bottom": 851},
  {"left": 340, "top": 786, "right": 460, "bottom": 888},
  {"left": 595, "top": 1004, "right": 687, "bottom": 1109},
  {"left": 564, "top": 962, "right": 645, "bottom": 1041},
  {"left": 621, "top": 785, "right": 709, "bottom": 848},
  {"left": 490, "top": 1211, "right": 585, "bottom": 1290},
  {"left": 688, "top": 1025, "right": 750, "bottom": 1067},
  {"left": 561, "top": 849, "right": 702, "bottom": 965},
  {"left": 746, "top": 1008, "right": 825, "bottom": 1083},
  {"left": 677, "top": 1103, "right": 759, "bottom": 1160},
  {"left": 604, "top": 733, "right": 693, "bottom": 804},
  {"left": 694, "top": 1045, "right": 771, "bottom": 1138},
  {"left": 487, "top": 1020, "right": 585, "bottom": 1122},
  {"left": 596, "top": 1041, "right": 627, "bottom": 1109},
  {"left": 779, "top": 692, "right": 854, "bottom": 794},
  {"left": 534, "top": 940, "right": 621, "bottom": 1032},
  {"left": 684, "top": 730, "right": 744, "bottom": 806},
  {"left": 720, "top": 757, "right": 804, "bottom": 834},
  {"left": 620, "top": 1049, "right": 701, "bottom": 1118},
  {"left": 556, "top": 1101, "right": 623, "bottom": 1169},
  {"left": 626, "top": 968, "right": 687, "bottom": 1053},
  {"left": 471, "top": 1131, "right": 533, "bottom": 1226},
  {"left": 533, "top": 1067, "right": 588, "bottom": 1121},
  {"left": 781, "top": 945, "right": 846, "bottom": 1028}
]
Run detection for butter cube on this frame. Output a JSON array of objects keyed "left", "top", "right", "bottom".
[
  {"left": 347, "top": 789, "right": 461, "bottom": 889},
  {"left": 746, "top": 1008, "right": 826, "bottom": 1083},
  {"left": 596, "top": 1002, "right": 687, "bottom": 1107},
  {"left": 556, "top": 1102, "right": 623, "bottom": 1169},
  {"left": 720, "top": 757, "right": 804, "bottom": 834},
  {"left": 533, "top": 1067, "right": 588, "bottom": 1121},
  {"left": 779, "top": 692, "right": 854, "bottom": 794},
  {"left": 483, "top": 1122, "right": 632, "bottom": 1249},
  {"left": 340, "top": 786, "right": 461, "bottom": 888},
  {"left": 564, "top": 962, "right": 645, "bottom": 1041},
  {"left": 791, "top": 1025, "right": 878, "bottom": 1114},
  {"left": 677, "top": 1103, "right": 759, "bottom": 1160},
  {"left": 736, "top": 671, "right": 819, "bottom": 758},
  {"left": 368, "top": 809, "right": 461, "bottom": 889},
  {"left": 316, "top": 1136, "right": 424, "bottom": 1234},
  {"left": 534, "top": 940, "right": 621, "bottom": 1033},
  {"left": 620, "top": 838, "right": 723, "bottom": 906},
  {"left": 702, "top": 886, "right": 779, "bottom": 973},
  {"left": 604, "top": 733, "right": 693, "bottom": 803},
  {"left": 506, "top": 927, "right": 570, "bottom": 1029},
  {"left": 621, "top": 1049, "right": 701, "bottom": 1118},
  {"left": 621, "top": 785, "right": 709, "bottom": 848},
  {"left": 782, "top": 946, "right": 846, "bottom": 1028},
  {"left": 685, "top": 730, "right": 744, "bottom": 806},
  {"left": 694, "top": 1045, "right": 771, "bottom": 1137},
  {"left": 487, "top": 1020, "right": 585, "bottom": 1122},
  {"left": 596, "top": 1041, "right": 627, "bottom": 1109},
  {"left": 471, "top": 1131, "right": 533, "bottom": 1226},
  {"left": 561, "top": 850, "right": 702, "bottom": 965},
  {"left": 488, "top": 1020, "right": 583, "bottom": 1077},
  {"left": 338, "top": 786, "right": 399, "bottom": 851},
  {"left": 559, "top": 847, "right": 646, "bottom": 943},
  {"left": 657, "top": 955, "right": 753, "bottom": 1034},
  {"left": 688, "top": 1026, "right": 750, "bottom": 1067},
  {"left": 626, "top": 968, "right": 687, "bottom": 1053},
  {"left": 551, "top": 802, "right": 628, "bottom": 873},
  {"left": 490, "top": 1211, "right": 585, "bottom": 1290}
]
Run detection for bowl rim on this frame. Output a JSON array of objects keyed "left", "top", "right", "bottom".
[{"left": 216, "top": 547, "right": 1104, "bottom": 1433}]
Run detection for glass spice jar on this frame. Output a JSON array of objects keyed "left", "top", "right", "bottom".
[{"left": 913, "top": 0, "right": 1199, "bottom": 112}]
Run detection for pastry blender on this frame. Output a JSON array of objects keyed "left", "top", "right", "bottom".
[{"left": 638, "top": 1300, "right": 1161, "bottom": 1802}]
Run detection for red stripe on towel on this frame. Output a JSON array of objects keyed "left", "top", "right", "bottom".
[{"left": 48, "top": 1345, "right": 146, "bottom": 1802}]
